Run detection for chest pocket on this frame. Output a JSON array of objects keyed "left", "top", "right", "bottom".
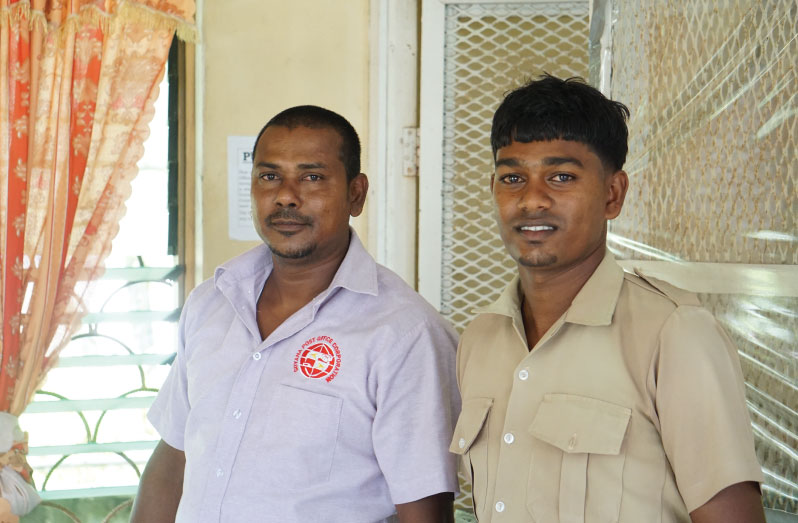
[
  {"left": 258, "top": 384, "right": 343, "bottom": 489},
  {"left": 450, "top": 397, "right": 492, "bottom": 516},
  {"left": 527, "top": 393, "right": 631, "bottom": 523}
]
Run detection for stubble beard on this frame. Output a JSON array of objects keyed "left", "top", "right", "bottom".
[
  {"left": 517, "top": 251, "right": 558, "bottom": 268},
  {"left": 267, "top": 242, "right": 317, "bottom": 260}
]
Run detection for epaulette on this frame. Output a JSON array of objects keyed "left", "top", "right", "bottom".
[{"left": 628, "top": 269, "right": 701, "bottom": 307}]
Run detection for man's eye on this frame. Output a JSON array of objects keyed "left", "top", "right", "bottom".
[
  {"left": 258, "top": 172, "right": 278, "bottom": 180},
  {"left": 306, "top": 174, "right": 322, "bottom": 181},
  {"left": 501, "top": 174, "right": 522, "bottom": 184},
  {"left": 552, "top": 173, "right": 574, "bottom": 182}
]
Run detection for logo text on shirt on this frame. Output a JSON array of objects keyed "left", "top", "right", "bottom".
[{"left": 293, "top": 336, "right": 341, "bottom": 382}]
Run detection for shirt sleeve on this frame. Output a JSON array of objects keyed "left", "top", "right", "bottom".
[
  {"left": 654, "top": 305, "right": 763, "bottom": 512},
  {"left": 371, "top": 318, "right": 461, "bottom": 505},
  {"left": 147, "top": 298, "right": 192, "bottom": 451}
]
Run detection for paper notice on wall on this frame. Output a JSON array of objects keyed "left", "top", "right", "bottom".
[{"left": 227, "top": 136, "right": 259, "bottom": 241}]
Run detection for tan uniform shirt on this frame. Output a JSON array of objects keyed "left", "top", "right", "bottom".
[{"left": 451, "top": 253, "right": 763, "bottom": 522}]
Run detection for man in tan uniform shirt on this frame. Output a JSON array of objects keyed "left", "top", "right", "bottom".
[{"left": 451, "top": 75, "right": 765, "bottom": 523}]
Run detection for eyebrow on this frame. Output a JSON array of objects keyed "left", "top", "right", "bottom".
[
  {"left": 543, "top": 156, "right": 584, "bottom": 168},
  {"left": 495, "top": 158, "right": 522, "bottom": 168},
  {"left": 297, "top": 162, "right": 326, "bottom": 170},
  {"left": 495, "top": 156, "right": 584, "bottom": 168},
  {"left": 253, "top": 161, "right": 328, "bottom": 170}
]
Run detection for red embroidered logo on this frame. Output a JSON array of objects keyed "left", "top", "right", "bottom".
[{"left": 293, "top": 336, "right": 341, "bottom": 382}]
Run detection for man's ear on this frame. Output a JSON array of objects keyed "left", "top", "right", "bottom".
[
  {"left": 490, "top": 174, "right": 496, "bottom": 193},
  {"left": 605, "top": 169, "right": 628, "bottom": 220},
  {"left": 349, "top": 173, "right": 369, "bottom": 217}
]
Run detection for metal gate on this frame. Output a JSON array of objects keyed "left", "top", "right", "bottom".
[
  {"left": 419, "top": 0, "right": 590, "bottom": 331},
  {"left": 418, "top": 2, "right": 590, "bottom": 516}
]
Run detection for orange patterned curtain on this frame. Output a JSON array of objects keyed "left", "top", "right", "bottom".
[{"left": 0, "top": 0, "right": 194, "bottom": 515}]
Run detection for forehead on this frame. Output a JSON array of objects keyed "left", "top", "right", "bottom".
[
  {"left": 254, "top": 125, "right": 343, "bottom": 163},
  {"left": 495, "top": 139, "right": 603, "bottom": 169}
]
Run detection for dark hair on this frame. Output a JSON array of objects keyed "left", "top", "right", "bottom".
[
  {"left": 252, "top": 105, "right": 361, "bottom": 181},
  {"left": 491, "top": 74, "right": 630, "bottom": 171}
]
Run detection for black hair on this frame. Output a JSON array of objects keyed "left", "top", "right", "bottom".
[
  {"left": 252, "top": 105, "right": 361, "bottom": 181},
  {"left": 490, "top": 74, "right": 630, "bottom": 171}
]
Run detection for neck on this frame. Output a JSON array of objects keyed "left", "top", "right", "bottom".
[
  {"left": 265, "top": 241, "right": 349, "bottom": 304},
  {"left": 255, "top": 238, "right": 350, "bottom": 341},
  {"left": 519, "top": 244, "right": 606, "bottom": 349}
]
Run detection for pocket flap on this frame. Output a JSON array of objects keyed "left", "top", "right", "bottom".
[
  {"left": 529, "top": 393, "right": 630, "bottom": 455},
  {"left": 449, "top": 397, "right": 493, "bottom": 455}
]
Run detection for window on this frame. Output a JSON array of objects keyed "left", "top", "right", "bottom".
[{"left": 19, "top": 41, "right": 185, "bottom": 522}]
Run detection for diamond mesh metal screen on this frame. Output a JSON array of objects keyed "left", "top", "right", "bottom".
[
  {"left": 605, "top": 0, "right": 798, "bottom": 513},
  {"left": 437, "top": 3, "right": 590, "bottom": 516},
  {"left": 440, "top": 2, "right": 590, "bottom": 332}
]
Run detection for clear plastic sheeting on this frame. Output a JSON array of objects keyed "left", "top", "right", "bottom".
[{"left": 592, "top": 0, "right": 797, "bottom": 513}]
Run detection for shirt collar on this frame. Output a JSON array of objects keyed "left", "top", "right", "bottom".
[
  {"left": 213, "top": 228, "right": 378, "bottom": 299},
  {"left": 475, "top": 250, "right": 625, "bottom": 327},
  {"left": 564, "top": 251, "right": 625, "bottom": 326},
  {"left": 475, "top": 275, "right": 522, "bottom": 317},
  {"left": 326, "top": 229, "right": 379, "bottom": 297}
]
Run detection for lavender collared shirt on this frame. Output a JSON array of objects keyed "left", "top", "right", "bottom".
[{"left": 148, "top": 231, "right": 460, "bottom": 522}]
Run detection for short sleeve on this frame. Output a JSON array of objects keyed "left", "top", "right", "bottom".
[
  {"left": 655, "top": 306, "right": 763, "bottom": 512},
  {"left": 371, "top": 319, "right": 460, "bottom": 504},
  {"left": 147, "top": 301, "right": 192, "bottom": 451}
]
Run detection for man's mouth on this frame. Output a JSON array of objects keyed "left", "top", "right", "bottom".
[
  {"left": 268, "top": 220, "right": 310, "bottom": 233},
  {"left": 266, "top": 212, "right": 312, "bottom": 236},
  {"left": 519, "top": 225, "right": 555, "bottom": 232},
  {"left": 267, "top": 209, "right": 312, "bottom": 228},
  {"left": 515, "top": 223, "right": 558, "bottom": 241},
  {"left": 270, "top": 220, "right": 307, "bottom": 226}
]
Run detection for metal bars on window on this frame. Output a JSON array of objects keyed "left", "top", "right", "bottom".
[{"left": 20, "top": 265, "right": 182, "bottom": 503}]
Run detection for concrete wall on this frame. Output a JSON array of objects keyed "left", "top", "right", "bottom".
[{"left": 197, "top": 0, "right": 371, "bottom": 280}]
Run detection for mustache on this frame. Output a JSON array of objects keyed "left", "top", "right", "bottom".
[
  {"left": 266, "top": 208, "right": 313, "bottom": 225},
  {"left": 511, "top": 211, "right": 560, "bottom": 224}
]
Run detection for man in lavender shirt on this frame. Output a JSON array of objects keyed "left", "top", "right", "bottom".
[{"left": 131, "top": 106, "right": 460, "bottom": 523}]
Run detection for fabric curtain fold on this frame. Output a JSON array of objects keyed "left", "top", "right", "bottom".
[{"left": 0, "top": 0, "right": 195, "bottom": 516}]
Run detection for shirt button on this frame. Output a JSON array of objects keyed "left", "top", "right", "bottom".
[
  {"left": 503, "top": 432, "right": 514, "bottom": 445},
  {"left": 233, "top": 409, "right": 242, "bottom": 419},
  {"left": 458, "top": 438, "right": 466, "bottom": 449},
  {"left": 568, "top": 433, "right": 578, "bottom": 450},
  {"left": 518, "top": 369, "right": 529, "bottom": 380},
  {"left": 495, "top": 501, "right": 505, "bottom": 512},
  {"left": 216, "top": 468, "right": 224, "bottom": 477},
  {"left": 252, "top": 352, "right": 262, "bottom": 361}
]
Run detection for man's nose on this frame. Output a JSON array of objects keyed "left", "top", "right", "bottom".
[
  {"left": 274, "top": 181, "right": 300, "bottom": 207},
  {"left": 518, "top": 178, "right": 552, "bottom": 211}
]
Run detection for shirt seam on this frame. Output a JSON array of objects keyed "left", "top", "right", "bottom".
[
  {"left": 371, "top": 317, "right": 434, "bottom": 369},
  {"left": 647, "top": 301, "right": 686, "bottom": 424}
]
